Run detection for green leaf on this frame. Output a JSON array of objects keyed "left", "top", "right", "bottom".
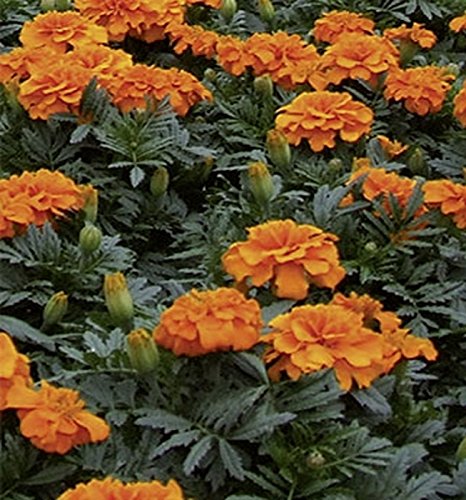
[
  {"left": 22, "top": 463, "right": 78, "bottom": 486},
  {"left": 183, "top": 436, "right": 215, "bottom": 475},
  {"left": 0, "top": 315, "right": 55, "bottom": 351},
  {"left": 218, "top": 439, "right": 245, "bottom": 480}
]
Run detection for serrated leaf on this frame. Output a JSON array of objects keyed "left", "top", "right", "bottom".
[
  {"left": 135, "top": 409, "right": 193, "bottom": 432},
  {"left": 22, "top": 463, "right": 78, "bottom": 486},
  {"left": 183, "top": 436, "right": 215, "bottom": 475},
  {"left": 151, "top": 430, "right": 202, "bottom": 458},
  {"left": 130, "top": 166, "right": 145, "bottom": 187},
  {"left": 218, "top": 439, "right": 245, "bottom": 480},
  {"left": 0, "top": 315, "right": 55, "bottom": 351}
]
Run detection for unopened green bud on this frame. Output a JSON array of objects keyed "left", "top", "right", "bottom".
[
  {"left": 40, "top": 0, "right": 70, "bottom": 10},
  {"left": 204, "top": 68, "right": 217, "bottom": 82},
  {"left": 248, "top": 161, "right": 274, "bottom": 206},
  {"left": 81, "top": 185, "right": 98, "bottom": 223},
  {"left": 328, "top": 158, "right": 343, "bottom": 174},
  {"left": 126, "top": 328, "right": 159, "bottom": 374},
  {"left": 104, "top": 273, "right": 134, "bottom": 330},
  {"left": 43, "top": 291, "right": 68, "bottom": 328},
  {"left": 408, "top": 147, "right": 427, "bottom": 176},
  {"left": 266, "top": 129, "right": 291, "bottom": 169},
  {"left": 457, "top": 435, "right": 466, "bottom": 461},
  {"left": 445, "top": 63, "right": 460, "bottom": 77},
  {"left": 79, "top": 223, "right": 102, "bottom": 254},
  {"left": 306, "top": 451, "right": 326, "bottom": 468},
  {"left": 198, "top": 156, "right": 214, "bottom": 184},
  {"left": 56, "top": 0, "right": 71, "bottom": 9},
  {"left": 258, "top": 0, "right": 275, "bottom": 23},
  {"left": 220, "top": 0, "right": 237, "bottom": 21},
  {"left": 150, "top": 167, "right": 169, "bottom": 200},
  {"left": 364, "top": 241, "right": 378, "bottom": 253},
  {"left": 254, "top": 75, "right": 274, "bottom": 99}
]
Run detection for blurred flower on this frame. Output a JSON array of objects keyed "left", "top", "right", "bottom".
[
  {"left": 423, "top": 179, "right": 466, "bottom": 228},
  {"left": 453, "top": 83, "right": 466, "bottom": 127},
  {"left": 20, "top": 11, "right": 107, "bottom": 52},
  {"left": 383, "top": 23, "right": 437, "bottom": 49},
  {"left": 384, "top": 66, "right": 455, "bottom": 116},
  {"left": 153, "top": 288, "right": 262, "bottom": 356},
  {"left": 311, "top": 10, "right": 375, "bottom": 44},
  {"left": 377, "top": 135, "right": 408, "bottom": 158},
  {"left": 222, "top": 219, "right": 345, "bottom": 300},
  {"left": 104, "top": 64, "right": 212, "bottom": 116},
  {"left": 57, "top": 477, "right": 185, "bottom": 499},
  {"left": 275, "top": 91, "right": 373, "bottom": 152},
  {"left": 7, "top": 380, "right": 110, "bottom": 454},
  {"left": 103, "top": 272, "right": 134, "bottom": 328},
  {"left": 449, "top": 12, "right": 466, "bottom": 33},
  {"left": 215, "top": 35, "right": 251, "bottom": 76},
  {"left": 0, "top": 333, "right": 32, "bottom": 411},
  {"left": 262, "top": 304, "right": 385, "bottom": 390},
  {"left": 317, "top": 33, "right": 399, "bottom": 88}
]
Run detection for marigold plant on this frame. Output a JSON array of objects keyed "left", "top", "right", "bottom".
[
  {"left": 423, "top": 179, "right": 466, "bottom": 228},
  {"left": 384, "top": 66, "right": 455, "bottom": 116},
  {"left": 0, "top": 333, "right": 32, "bottom": 411},
  {"left": 384, "top": 23, "right": 437, "bottom": 49},
  {"left": 311, "top": 10, "right": 375, "bottom": 44},
  {"left": 222, "top": 219, "right": 345, "bottom": 300},
  {"left": 153, "top": 288, "right": 263, "bottom": 356},
  {"left": 57, "top": 476, "right": 185, "bottom": 499},
  {"left": 275, "top": 91, "right": 374, "bottom": 152},
  {"left": 7, "top": 380, "right": 110, "bottom": 454}
]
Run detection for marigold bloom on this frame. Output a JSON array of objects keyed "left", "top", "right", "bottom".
[
  {"left": 0, "top": 46, "right": 52, "bottom": 84},
  {"left": 57, "top": 477, "right": 185, "bottom": 499},
  {"left": 275, "top": 91, "right": 373, "bottom": 152},
  {"left": 377, "top": 135, "right": 408, "bottom": 158},
  {"left": 312, "top": 10, "right": 375, "bottom": 44},
  {"left": 244, "top": 32, "right": 321, "bottom": 89},
  {"left": 7, "top": 380, "right": 110, "bottom": 454},
  {"left": 384, "top": 23, "right": 437, "bottom": 49},
  {"left": 384, "top": 66, "right": 455, "bottom": 116},
  {"left": 215, "top": 35, "right": 251, "bottom": 76},
  {"left": 104, "top": 64, "right": 212, "bottom": 116},
  {"left": 222, "top": 219, "right": 345, "bottom": 300},
  {"left": 168, "top": 23, "right": 220, "bottom": 58},
  {"left": 453, "top": 84, "right": 466, "bottom": 127},
  {"left": 0, "top": 333, "right": 32, "bottom": 411},
  {"left": 263, "top": 304, "right": 385, "bottom": 391},
  {"left": 317, "top": 33, "right": 399, "bottom": 88},
  {"left": 450, "top": 12, "right": 466, "bottom": 33},
  {"left": 423, "top": 179, "right": 466, "bottom": 228},
  {"left": 20, "top": 11, "right": 107, "bottom": 52},
  {"left": 153, "top": 288, "right": 262, "bottom": 356}
]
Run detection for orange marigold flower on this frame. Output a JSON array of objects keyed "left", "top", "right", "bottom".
[
  {"left": 450, "top": 12, "right": 466, "bottom": 33},
  {"left": 215, "top": 35, "right": 251, "bottom": 76},
  {"left": 168, "top": 23, "right": 220, "bottom": 58},
  {"left": 18, "top": 62, "right": 92, "bottom": 120},
  {"left": 453, "top": 84, "right": 466, "bottom": 127},
  {"left": 104, "top": 64, "right": 212, "bottom": 116},
  {"left": 7, "top": 380, "right": 110, "bottom": 454},
  {"left": 312, "top": 10, "right": 375, "bottom": 44},
  {"left": 20, "top": 11, "right": 107, "bottom": 53},
  {"left": 384, "top": 23, "right": 437, "bottom": 49},
  {"left": 317, "top": 33, "right": 399, "bottom": 88},
  {"left": 263, "top": 304, "right": 385, "bottom": 391},
  {"left": 153, "top": 288, "right": 262, "bottom": 357},
  {"left": 423, "top": 179, "right": 466, "bottom": 228},
  {"left": 377, "top": 135, "right": 408, "bottom": 158},
  {"left": 244, "top": 32, "right": 321, "bottom": 89},
  {"left": 384, "top": 66, "right": 455, "bottom": 116},
  {"left": 0, "top": 46, "right": 53, "bottom": 84},
  {"left": 222, "top": 219, "right": 345, "bottom": 300},
  {"left": 275, "top": 91, "right": 373, "bottom": 153},
  {"left": 57, "top": 477, "right": 185, "bottom": 499},
  {"left": 0, "top": 191, "right": 34, "bottom": 238},
  {"left": 0, "top": 333, "right": 32, "bottom": 411}
]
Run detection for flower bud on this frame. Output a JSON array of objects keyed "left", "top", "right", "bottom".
[
  {"left": 220, "top": 0, "right": 237, "bottom": 21},
  {"left": 150, "top": 167, "right": 169, "bottom": 200},
  {"left": 457, "top": 436, "right": 466, "bottom": 461},
  {"left": 42, "top": 291, "right": 68, "bottom": 328},
  {"left": 328, "top": 158, "right": 343, "bottom": 174},
  {"left": 81, "top": 185, "right": 98, "bottom": 223},
  {"left": 248, "top": 161, "right": 274, "bottom": 206},
  {"left": 364, "top": 241, "right": 378, "bottom": 253},
  {"left": 306, "top": 451, "right": 326, "bottom": 468},
  {"left": 258, "top": 0, "right": 275, "bottom": 22},
  {"left": 104, "top": 273, "right": 134, "bottom": 329},
  {"left": 204, "top": 68, "right": 217, "bottom": 82},
  {"left": 408, "top": 147, "right": 427, "bottom": 176},
  {"left": 41, "top": 0, "right": 71, "bottom": 11},
  {"left": 254, "top": 75, "right": 274, "bottom": 99},
  {"left": 266, "top": 129, "right": 291, "bottom": 169},
  {"left": 126, "top": 329, "right": 159, "bottom": 374},
  {"left": 79, "top": 223, "right": 102, "bottom": 254}
]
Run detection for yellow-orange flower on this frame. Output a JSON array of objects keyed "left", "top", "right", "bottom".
[
  {"left": 244, "top": 32, "right": 321, "bottom": 89},
  {"left": 312, "top": 10, "right": 375, "bottom": 44},
  {"left": 57, "top": 477, "right": 185, "bottom": 499},
  {"left": 450, "top": 12, "right": 466, "bottom": 33},
  {"left": 317, "top": 33, "right": 399, "bottom": 88},
  {"left": 215, "top": 35, "right": 251, "bottom": 76},
  {"left": 384, "top": 66, "right": 455, "bottom": 116},
  {"left": 104, "top": 64, "right": 212, "bottom": 116},
  {"left": 377, "top": 135, "right": 408, "bottom": 158},
  {"left": 423, "top": 179, "right": 466, "bottom": 228},
  {"left": 153, "top": 288, "right": 262, "bottom": 356},
  {"left": 262, "top": 304, "right": 385, "bottom": 391},
  {"left": 18, "top": 62, "right": 92, "bottom": 120},
  {"left": 453, "top": 84, "right": 466, "bottom": 127},
  {"left": 275, "top": 91, "right": 373, "bottom": 152},
  {"left": 20, "top": 11, "right": 107, "bottom": 52},
  {"left": 168, "top": 23, "right": 220, "bottom": 58},
  {"left": 222, "top": 219, "right": 345, "bottom": 300},
  {"left": 0, "top": 46, "right": 52, "bottom": 84},
  {"left": 7, "top": 380, "right": 110, "bottom": 454},
  {"left": 0, "top": 333, "right": 32, "bottom": 411},
  {"left": 384, "top": 23, "right": 437, "bottom": 49}
]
